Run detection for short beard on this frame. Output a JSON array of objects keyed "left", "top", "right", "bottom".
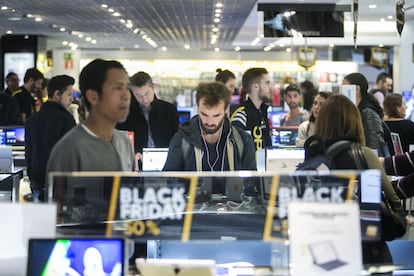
[{"left": 201, "top": 117, "right": 224, "bottom": 135}]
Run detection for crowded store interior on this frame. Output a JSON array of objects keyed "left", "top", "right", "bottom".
[{"left": 1, "top": 0, "right": 414, "bottom": 275}]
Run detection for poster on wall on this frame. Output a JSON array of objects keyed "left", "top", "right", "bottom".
[{"left": 4, "top": 52, "right": 35, "bottom": 87}]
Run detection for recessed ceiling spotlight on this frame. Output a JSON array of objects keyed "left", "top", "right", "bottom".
[
  {"left": 387, "top": 15, "right": 393, "bottom": 20},
  {"left": 368, "top": 4, "right": 377, "bottom": 9},
  {"left": 216, "top": 3, "right": 223, "bottom": 8},
  {"left": 120, "top": 19, "right": 125, "bottom": 23},
  {"left": 286, "top": 48, "right": 292, "bottom": 53},
  {"left": 78, "top": 34, "right": 83, "bottom": 38},
  {"left": 6, "top": 30, "right": 12, "bottom": 34},
  {"left": 108, "top": 8, "right": 114, "bottom": 13},
  {"left": 214, "top": 48, "right": 220, "bottom": 52},
  {"left": 59, "top": 27, "right": 66, "bottom": 32},
  {"left": 91, "top": 40, "right": 97, "bottom": 44},
  {"left": 1, "top": 6, "right": 8, "bottom": 10},
  {"left": 235, "top": 46, "right": 240, "bottom": 51},
  {"left": 212, "top": 27, "right": 219, "bottom": 32},
  {"left": 184, "top": 44, "right": 190, "bottom": 49},
  {"left": 101, "top": 4, "right": 108, "bottom": 8},
  {"left": 215, "top": 9, "right": 222, "bottom": 13},
  {"left": 215, "top": 13, "right": 220, "bottom": 18},
  {"left": 214, "top": 18, "right": 220, "bottom": 23},
  {"left": 211, "top": 34, "right": 218, "bottom": 39},
  {"left": 133, "top": 28, "right": 140, "bottom": 34},
  {"left": 329, "top": 43, "right": 334, "bottom": 48},
  {"left": 85, "top": 37, "right": 92, "bottom": 41},
  {"left": 113, "top": 12, "right": 121, "bottom": 17},
  {"left": 35, "top": 17, "right": 42, "bottom": 22},
  {"left": 126, "top": 22, "right": 133, "bottom": 28},
  {"left": 264, "top": 46, "right": 271, "bottom": 52},
  {"left": 379, "top": 44, "right": 384, "bottom": 47},
  {"left": 161, "top": 46, "right": 167, "bottom": 51},
  {"left": 62, "top": 41, "right": 68, "bottom": 45}
]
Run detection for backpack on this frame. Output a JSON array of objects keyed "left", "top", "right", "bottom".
[
  {"left": 296, "top": 135, "right": 368, "bottom": 171},
  {"left": 181, "top": 126, "right": 244, "bottom": 171}
]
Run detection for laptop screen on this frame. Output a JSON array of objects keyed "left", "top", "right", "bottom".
[
  {"left": 271, "top": 126, "right": 299, "bottom": 147},
  {"left": 142, "top": 148, "right": 169, "bottom": 171},
  {"left": 27, "top": 238, "right": 124, "bottom": 276},
  {"left": 0, "top": 126, "right": 25, "bottom": 146}
]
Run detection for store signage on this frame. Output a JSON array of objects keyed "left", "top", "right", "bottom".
[
  {"left": 297, "top": 47, "right": 317, "bottom": 69},
  {"left": 370, "top": 47, "right": 389, "bottom": 68}
]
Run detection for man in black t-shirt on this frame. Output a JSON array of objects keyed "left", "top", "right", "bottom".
[{"left": 12, "top": 68, "right": 43, "bottom": 122}]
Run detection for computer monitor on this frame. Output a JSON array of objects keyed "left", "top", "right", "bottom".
[
  {"left": 27, "top": 238, "right": 124, "bottom": 276},
  {"left": 0, "top": 126, "right": 25, "bottom": 147},
  {"left": 178, "top": 111, "right": 191, "bottom": 124},
  {"left": 271, "top": 126, "right": 299, "bottom": 147}
]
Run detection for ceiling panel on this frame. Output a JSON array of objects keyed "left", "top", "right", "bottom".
[{"left": 0, "top": 0, "right": 412, "bottom": 51}]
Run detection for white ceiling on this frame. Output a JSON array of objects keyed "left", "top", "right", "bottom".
[{"left": 0, "top": 0, "right": 412, "bottom": 51}]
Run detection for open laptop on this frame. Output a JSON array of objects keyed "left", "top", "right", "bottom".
[
  {"left": 142, "top": 148, "right": 169, "bottom": 172},
  {"left": 308, "top": 241, "right": 347, "bottom": 271},
  {"left": 271, "top": 126, "right": 299, "bottom": 148},
  {"left": 136, "top": 258, "right": 215, "bottom": 276},
  {"left": 0, "top": 145, "right": 13, "bottom": 173},
  {"left": 26, "top": 238, "right": 124, "bottom": 276}
]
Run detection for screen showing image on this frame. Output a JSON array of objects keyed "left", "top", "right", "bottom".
[
  {"left": 0, "top": 126, "right": 25, "bottom": 146},
  {"left": 263, "top": 10, "right": 344, "bottom": 38},
  {"left": 4, "top": 52, "right": 35, "bottom": 87},
  {"left": 27, "top": 238, "right": 124, "bottom": 276}
]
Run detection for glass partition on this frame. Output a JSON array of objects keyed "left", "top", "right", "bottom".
[{"left": 48, "top": 170, "right": 381, "bottom": 242}]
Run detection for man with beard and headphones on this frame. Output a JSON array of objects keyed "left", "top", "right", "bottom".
[
  {"left": 163, "top": 81, "right": 256, "bottom": 172},
  {"left": 230, "top": 67, "right": 272, "bottom": 151}
]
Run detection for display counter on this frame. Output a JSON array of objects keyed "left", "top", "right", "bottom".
[{"left": 46, "top": 171, "right": 412, "bottom": 275}]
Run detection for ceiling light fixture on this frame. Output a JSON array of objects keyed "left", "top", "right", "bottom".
[
  {"left": 368, "top": 4, "right": 377, "bottom": 9},
  {"left": 35, "top": 17, "right": 42, "bottom": 22},
  {"left": 6, "top": 30, "right": 12, "bottom": 34},
  {"left": 59, "top": 27, "right": 66, "bottom": 32},
  {"left": 216, "top": 3, "right": 223, "bottom": 8},
  {"left": 1, "top": 6, "right": 8, "bottom": 10},
  {"left": 214, "top": 48, "right": 220, "bottom": 52},
  {"left": 62, "top": 41, "right": 68, "bottom": 45},
  {"left": 215, "top": 9, "right": 222, "bottom": 13},
  {"left": 387, "top": 15, "right": 393, "bottom": 20},
  {"left": 235, "top": 46, "right": 240, "bottom": 51},
  {"left": 212, "top": 27, "right": 219, "bottom": 32},
  {"left": 214, "top": 18, "right": 220, "bottom": 23},
  {"left": 161, "top": 46, "right": 167, "bottom": 51},
  {"left": 101, "top": 4, "right": 108, "bottom": 8},
  {"left": 184, "top": 44, "right": 190, "bottom": 49},
  {"left": 113, "top": 12, "right": 121, "bottom": 17}
]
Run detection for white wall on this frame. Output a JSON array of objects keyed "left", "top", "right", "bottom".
[{"left": 394, "top": 19, "right": 414, "bottom": 94}]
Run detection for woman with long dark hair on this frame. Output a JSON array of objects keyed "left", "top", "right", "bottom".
[{"left": 343, "top": 73, "right": 389, "bottom": 157}]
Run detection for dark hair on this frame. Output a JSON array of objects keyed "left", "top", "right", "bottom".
[
  {"left": 5, "top": 72, "right": 18, "bottom": 82},
  {"left": 47, "top": 75, "right": 75, "bottom": 98},
  {"left": 344, "top": 72, "right": 383, "bottom": 117},
  {"left": 242, "top": 67, "right": 268, "bottom": 93},
  {"left": 376, "top": 72, "right": 392, "bottom": 84},
  {"left": 130, "top": 71, "right": 153, "bottom": 87},
  {"left": 196, "top": 82, "right": 231, "bottom": 110},
  {"left": 384, "top": 94, "right": 403, "bottom": 118},
  {"left": 315, "top": 94, "right": 365, "bottom": 145},
  {"left": 300, "top": 80, "right": 317, "bottom": 111},
  {"left": 79, "top": 59, "right": 126, "bottom": 110},
  {"left": 284, "top": 84, "right": 300, "bottom": 95},
  {"left": 23, "top": 68, "right": 43, "bottom": 83},
  {"left": 42, "top": 78, "right": 49, "bottom": 90},
  {"left": 215, "top": 69, "right": 236, "bottom": 84}
]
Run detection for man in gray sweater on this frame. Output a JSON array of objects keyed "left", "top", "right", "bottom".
[{"left": 46, "top": 59, "right": 135, "bottom": 175}]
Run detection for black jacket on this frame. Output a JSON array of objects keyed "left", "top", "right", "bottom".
[
  {"left": 13, "top": 85, "right": 35, "bottom": 119},
  {"left": 0, "top": 92, "right": 22, "bottom": 125},
  {"left": 163, "top": 116, "right": 257, "bottom": 171},
  {"left": 25, "top": 101, "right": 76, "bottom": 188},
  {"left": 231, "top": 98, "right": 271, "bottom": 150},
  {"left": 117, "top": 95, "right": 179, "bottom": 153}
]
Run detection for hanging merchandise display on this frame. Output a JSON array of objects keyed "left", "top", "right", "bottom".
[
  {"left": 396, "top": 0, "right": 405, "bottom": 36},
  {"left": 353, "top": 0, "right": 358, "bottom": 49}
]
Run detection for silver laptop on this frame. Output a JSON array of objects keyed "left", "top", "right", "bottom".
[
  {"left": 0, "top": 145, "right": 13, "bottom": 173},
  {"left": 142, "top": 148, "right": 169, "bottom": 171}
]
